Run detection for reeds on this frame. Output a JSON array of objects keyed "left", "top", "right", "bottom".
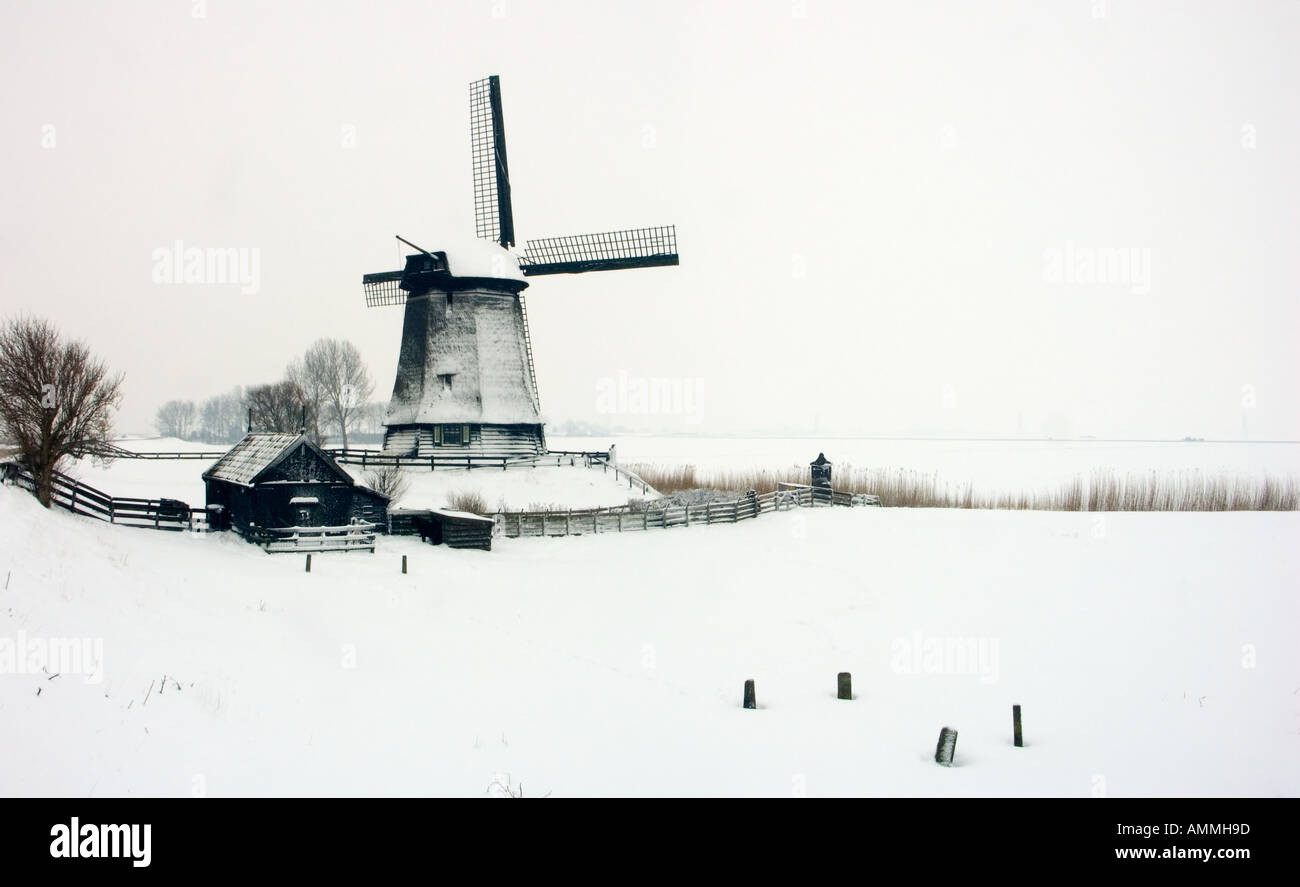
[{"left": 623, "top": 463, "right": 1300, "bottom": 511}]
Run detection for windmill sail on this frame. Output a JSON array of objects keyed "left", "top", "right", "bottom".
[
  {"left": 361, "top": 73, "right": 679, "bottom": 457},
  {"left": 520, "top": 225, "right": 679, "bottom": 276},
  {"left": 470, "top": 76, "right": 516, "bottom": 249}
]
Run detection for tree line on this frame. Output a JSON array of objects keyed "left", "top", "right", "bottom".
[
  {"left": 1, "top": 318, "right": 389, "bottom": 509},
  {"left": 154, "top": 338, "right": 386, "bottom": 448}
]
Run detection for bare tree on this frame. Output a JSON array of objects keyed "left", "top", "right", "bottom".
[
  {"left": 361, "top": 465, "right": 409, "bottom": 503},
  {"left": 0, "top": 316, "right": 124, "bottom": 507},
  {"left": 199, "top": 387, "right": 244, "bottom": 443},
  {"left": 289, "top": 339, "right": 374, "bottom": 449},
  {"left": 155, "top": 399, "right": 197, "bottom": 440},
  {"left": 362, "top": 400, "right": 388, "bottom": 435},
  {"left": 245, "top": 380, "right": 318, "bottom": 441}
]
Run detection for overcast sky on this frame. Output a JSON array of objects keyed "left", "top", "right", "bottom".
[{"left": 1, "top": 0, "right": 1296, "bottom": 440}]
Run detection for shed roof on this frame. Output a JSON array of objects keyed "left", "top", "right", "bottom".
[{"left": 202, "top": 432, "right": 349, "bottom": 487}]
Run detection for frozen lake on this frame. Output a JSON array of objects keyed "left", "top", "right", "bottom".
[
  {"left": 552, "top": 436, "right": 1300, "bottom": 492},
  {"left": 82, "top": 435, "right": 1300, "bottom": 505}
]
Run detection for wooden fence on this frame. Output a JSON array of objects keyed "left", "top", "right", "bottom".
[
  {"left": 255, "top": 522, "right": 378, "bottom": 553},
  {"left": 496, "top": 485, "right": 878, "bottom": 539},
  {"left": 1, "top": 462, "right": 206, "bottom": 531},
  {"left": 324, "top": 447, "right": 616, "bottom": 473}
]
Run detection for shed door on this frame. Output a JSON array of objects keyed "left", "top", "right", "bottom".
[{"left": 290, "top": 496, "right": 322, "bottom": 527}]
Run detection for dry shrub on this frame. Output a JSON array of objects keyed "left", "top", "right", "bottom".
[
  {"left": 362, "top": 465, "right": 410, "bottom": 502},
  {"left": 447, "top": 489, "right": 488, "bottom": 514}
]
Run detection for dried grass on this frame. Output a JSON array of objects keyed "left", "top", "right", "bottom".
[{"left": 624, "top": 463, "right": 1300, "bottom": 512}]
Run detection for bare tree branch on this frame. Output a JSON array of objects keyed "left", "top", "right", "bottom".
[{"left": 0, "top": 316, "right": 124, "bottom": 506}]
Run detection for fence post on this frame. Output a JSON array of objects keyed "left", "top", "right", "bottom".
[
  {"left": 837, "top": 672, "right": 852, "bottom": 700},
  {"left": 935, "top": 727, "right": 958, "bottom": 766},
  {"left": 743, "top": 680, "right": 756, "bottom": 710},
  {"left": 643, "top": 510, "right": 648, "bottom": 531},
  {"left": 1013, "top": 705, "right": 1023, "bottom": 747},
  {"left": 566, "top": 509, "right": 571, "bottom": 535},
  {"left": 402, "top": 554, "right": 407, "bottom": 574},
  {"left": 305, "top": 554, "right": 312, "bottom": 573},
  {"left": 706, "top": 502, "right": 711, "bottom": 524}
]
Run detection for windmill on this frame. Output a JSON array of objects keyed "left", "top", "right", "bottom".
[{"left": 362, "top": 75, "right": 679, "bottom": 457}]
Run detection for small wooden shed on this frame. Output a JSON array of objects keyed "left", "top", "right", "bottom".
[
  {"left": 389, "top": 507, "right": 494, "bottom": 551},
  {"left": 203, "top": 432, "right": 388, "bottom": 544}
]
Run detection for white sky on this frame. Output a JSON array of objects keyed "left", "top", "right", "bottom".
[{"left": 1, "top": 0, "right": 1296, "bottom": 440}]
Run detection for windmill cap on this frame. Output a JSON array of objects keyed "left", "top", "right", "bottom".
[{"left": 439, "top": 237, "right": 526, "bottom": 283}]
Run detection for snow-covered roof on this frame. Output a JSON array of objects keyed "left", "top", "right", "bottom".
[
  {"left": 202, "top": 433, "right": 308, "bottom": 486},
  {"left": 429, "top": 508, "right": 495, "bottom": 524},
  {"left": 439, "top": 237, "right": 526, "bottom": 283}
]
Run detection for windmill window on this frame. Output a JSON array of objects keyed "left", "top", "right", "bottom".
[
  {"left": 440, "top": 423, "right": 469, "bottom": 446},
  {"left": 439, "top": 373, "right": 454, "bottom": 391}
]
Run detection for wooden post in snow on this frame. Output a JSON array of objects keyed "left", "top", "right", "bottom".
[
  {"left": 1013, "top": 705, "right": 1023, "bottom": 747},
  {"left": 743, "top": 680, "right": 756, "bottom": 710},
  {"left": 402, "top": 555, "right": 407, "bottom": 574},
  {"left": 837, "top": 672, "right": 852, "bottom": 700},
  {"left": 935, "top": 727, "right": 958, "bottom": 766},
  {"left": 305, "top": 554, "right": 312, "bottom": 573}
]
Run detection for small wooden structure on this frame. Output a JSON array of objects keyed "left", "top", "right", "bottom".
[
  {"left": 389, "top": 507, "right": 493, "bottom": 551},
  {"left": 810, "top": 452, "right": 833, "bottom": 504},
  {"left": 202, "top": 432, "right": 389, "bottom": 550}
]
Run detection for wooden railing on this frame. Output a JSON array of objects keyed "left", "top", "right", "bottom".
[
  {"left": 1, "top": 462, "right": 206, "bottom": 531},
  {"left": 81, "top": 442, "right": 615, "bottom": 473},
  {"left": 323, "top": 448, "right": 613, "bottom": 473},
  {"left": 496, "top": 485, "right": 876, "bottom": 539},
  {"left": 255, "top": 522, "right": 378, "bottom": 553}
]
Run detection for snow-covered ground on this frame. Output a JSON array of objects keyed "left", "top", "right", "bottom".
[
  {"left": 1, "top": 483, "right": 1295, "bottom": 797},
  {"left": 340, "top": 461, "right": 654, "bottom": 512}
]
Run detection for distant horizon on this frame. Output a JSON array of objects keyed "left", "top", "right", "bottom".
[{"left": 109, "top": 428, "right": 1300, "bottom": 447}]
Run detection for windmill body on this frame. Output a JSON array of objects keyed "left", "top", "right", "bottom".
[
  {"left": 363, "top": 75, "right": 678, "bottom": 458},
  {"left": 379, "top": 244, "right": 543, "bottom": 456}
]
